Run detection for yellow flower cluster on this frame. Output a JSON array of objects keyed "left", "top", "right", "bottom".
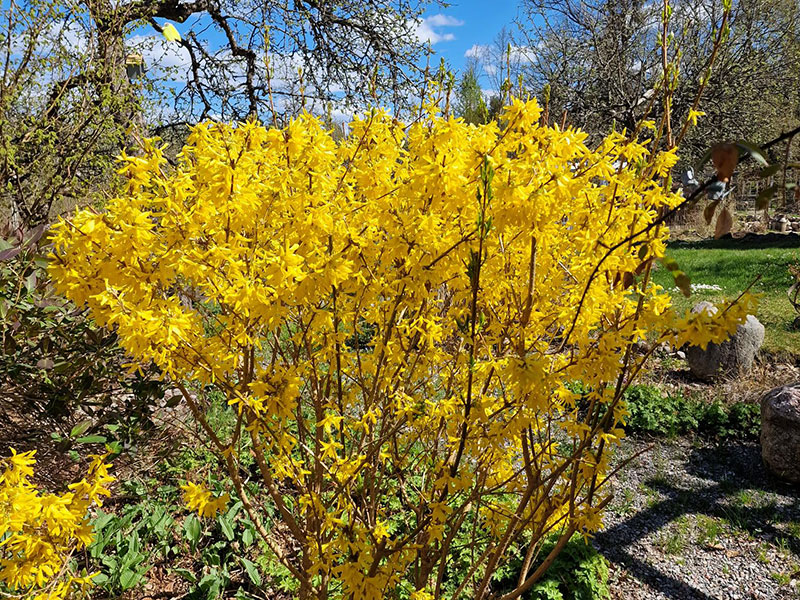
[
  {"left": 49, "top": 99, "right": 751, "bottom": 598},
  {"left": 180, "top": 482, "right": 230, "bottom": 519},
  {"left": 0, "top": 450, "right": 113, "bottom": 599}
]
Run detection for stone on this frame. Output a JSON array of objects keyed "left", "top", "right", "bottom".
[
  {"left": 685, "top": 301, "right": 764, "bottom": 380},
  {"left": 760, "top": 384, "right": 800, "bottom": 483}
]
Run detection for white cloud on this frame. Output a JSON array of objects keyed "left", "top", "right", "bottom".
[
  {"left": 465, "top": 44, "right": 490, "bottom": 60},
  {"left": 425, "top": 14, "right": 464, "bottom": 28},
  {"left": 466, "top": 43, "right": 534, "bottom": 63},
  {"left": 412, "top": 14, "right": 464, "bottom": 45}
]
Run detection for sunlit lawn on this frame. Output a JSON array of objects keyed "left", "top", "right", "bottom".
[{"left": 652, "top": 241, "right": 800, "bottom": 356}]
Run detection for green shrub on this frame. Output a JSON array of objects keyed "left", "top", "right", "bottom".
[
  {"left": 623, "top": 385, "right": 700, "bottom": 436},
  {"left": 722, "top": 402, "right": 761, "bottom": 439},
  {"left": 0, "top": 227, "right": 161, "bottom": 418},
  {"left": 698, "top": 400, "right": 728, "bottom": 434}
]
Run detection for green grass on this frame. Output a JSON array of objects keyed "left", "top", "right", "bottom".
[{"left": 652, "top": 242, "right": 800, "bottom": 355}]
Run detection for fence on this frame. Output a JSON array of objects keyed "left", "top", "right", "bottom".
[{"left": 735, "top": 170, "right": 800, "bottom": 215}]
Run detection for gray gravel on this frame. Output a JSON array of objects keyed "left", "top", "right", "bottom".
[{"left": 594, "top": 438, "right": 800, "bottom": 599}]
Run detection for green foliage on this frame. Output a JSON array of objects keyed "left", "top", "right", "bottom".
[
  {"left": 623, "top": 385, "right": 700, "bottom": 436},
  {"left": 0, "top": 228, "right": 161, "bottom": 417},
  {"left": 455, "top": 62, "right": 489, "bottom": 125},
  {"left": 530, "top": 536, "right": 609, "bottom": 600},
  {"left": 622, "top": 385, "right": 760, "bottom": 439},
  {"left": 493, "top": 535, "right": 610, "bottom": 600},
  {"left": 88, "top": 478, "right": 265, "bottom": 599},
  {"left": 726, "top": 401, "right": 762, "bottom": 438}
]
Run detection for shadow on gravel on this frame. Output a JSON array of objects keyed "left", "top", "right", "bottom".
[{"left": 593, "top": 443, "right": 799, "bottom": 599}]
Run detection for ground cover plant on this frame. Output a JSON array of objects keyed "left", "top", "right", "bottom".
[
  {"left": 622, "top": 384, "right": 761, "bottom": 439},
  {"left": 43, "top": 97, "right": 755, "bottom": 600}
]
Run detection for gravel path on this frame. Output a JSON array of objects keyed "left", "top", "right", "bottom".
[{"left": 594, "top": 438, "right": 800, "bottom": 600}]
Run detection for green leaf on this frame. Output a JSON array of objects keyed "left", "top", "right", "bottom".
[
  {"left": 173, "top": 567, "right": 197, "bottom": 583},
  {"left": 240, "top": 557, "right": 262, "bottom": 586},
  {"left": 184, "top": 515, "right": 201, "bottom": 545},
  {"left": 735, "top": 140, "right": 769, "bottom": 166},
  {"left": 218, "top": 514, "right": 235, "bottom": 541},
  {"left": 226, "top": 500, "right": 243, "bottom": 520},
  {"left": 759, "top": 164, "right": 782, "bottom": 178},
  {"left": 119, "top": 569, "right": 140, "bottom": 591},
  {"left": 199, "top": 570, "right": 224, "bottom": 599},
  {"left": 70, "top": 419, "right": 92, "bottom": 438},
  {"left": 242, "top": 527, "right": 254, "bottom": 546},
  {"left": 661, "top": 256, "right": 680, "bottom": 272},
  {"left": 76, "top": 435, "right": 107, "bottom": 444},
  {"left": 674, "top": 272, "right": 691, "bottom": 297},
  {"left": 33, "top": 256, "right": 49, "bottom": 269}
]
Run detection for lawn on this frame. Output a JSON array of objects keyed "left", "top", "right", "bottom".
[{"left": 651, "top": 239, "right": 800, "bottom": 356}]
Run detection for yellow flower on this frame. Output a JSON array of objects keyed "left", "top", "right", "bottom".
[
  {"left": 48, "top": 97, "right": 754, "bottom": 598},
  {"left": 687, "top": 109, "right": 706, "bottom": 126},
  {"left": 0, "top": 450, "right": 113, "bottom": 597},
  {"left": 181, "top": 481, "right": 230, "bottom": 518}
]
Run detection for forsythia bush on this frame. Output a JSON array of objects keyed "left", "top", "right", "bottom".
[
  {"left": 0, "top": 450, "right": 113, "bottom": 599},
  {"left": 49, "top": 99, "right": 752, "bottom": 599}
]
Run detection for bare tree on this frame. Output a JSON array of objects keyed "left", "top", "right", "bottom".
[
  {"left": 110, "top": 0, "right": 436, "bottom": 122},
  {"left": 0, "top": 0, "right": 437, "bottom": 227},
  {"left": 516, "top": 0, "right": 800, "bottom": 162}
]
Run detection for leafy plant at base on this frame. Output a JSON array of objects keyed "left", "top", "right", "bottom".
[
  {"left": 622, "top": 384, "right": 761, "bottom": 439},
  {"left": 50, "top": 99, "right": 754, "bottom": 599},
  {"left": 623, "top": 385, "right": 700, "bottom": 436},
  {"left": 88, "top": 476, "right": 265, "bottom": 599},
  {"left": 494, "top": 535, "right": 609, "bottom": 600}
]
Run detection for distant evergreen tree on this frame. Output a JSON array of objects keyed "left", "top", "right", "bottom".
[{"left": 455, "top": 62, "right": 489, "bottom": 124}]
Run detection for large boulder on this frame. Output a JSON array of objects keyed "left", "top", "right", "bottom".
[
  {"left": 685, "top": 301, "right": 764, "bottom": 380},
  {"left": 761, "top": 384, "right": 800, "bottom": 483}
]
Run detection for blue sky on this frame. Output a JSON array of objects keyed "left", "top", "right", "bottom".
[
  {"left": 416, "top": 1, "right": 523, "bottom": 74},
  {"left": 118, "top": 0, "right": 527, "bottom": 119}
]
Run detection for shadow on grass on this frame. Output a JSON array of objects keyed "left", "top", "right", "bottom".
[
  {"left": 671, "top": 232, "right": 800, "bottom": 250},
  {"left": 593, "top": 443, "right": 799, "bottom": 599}
]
